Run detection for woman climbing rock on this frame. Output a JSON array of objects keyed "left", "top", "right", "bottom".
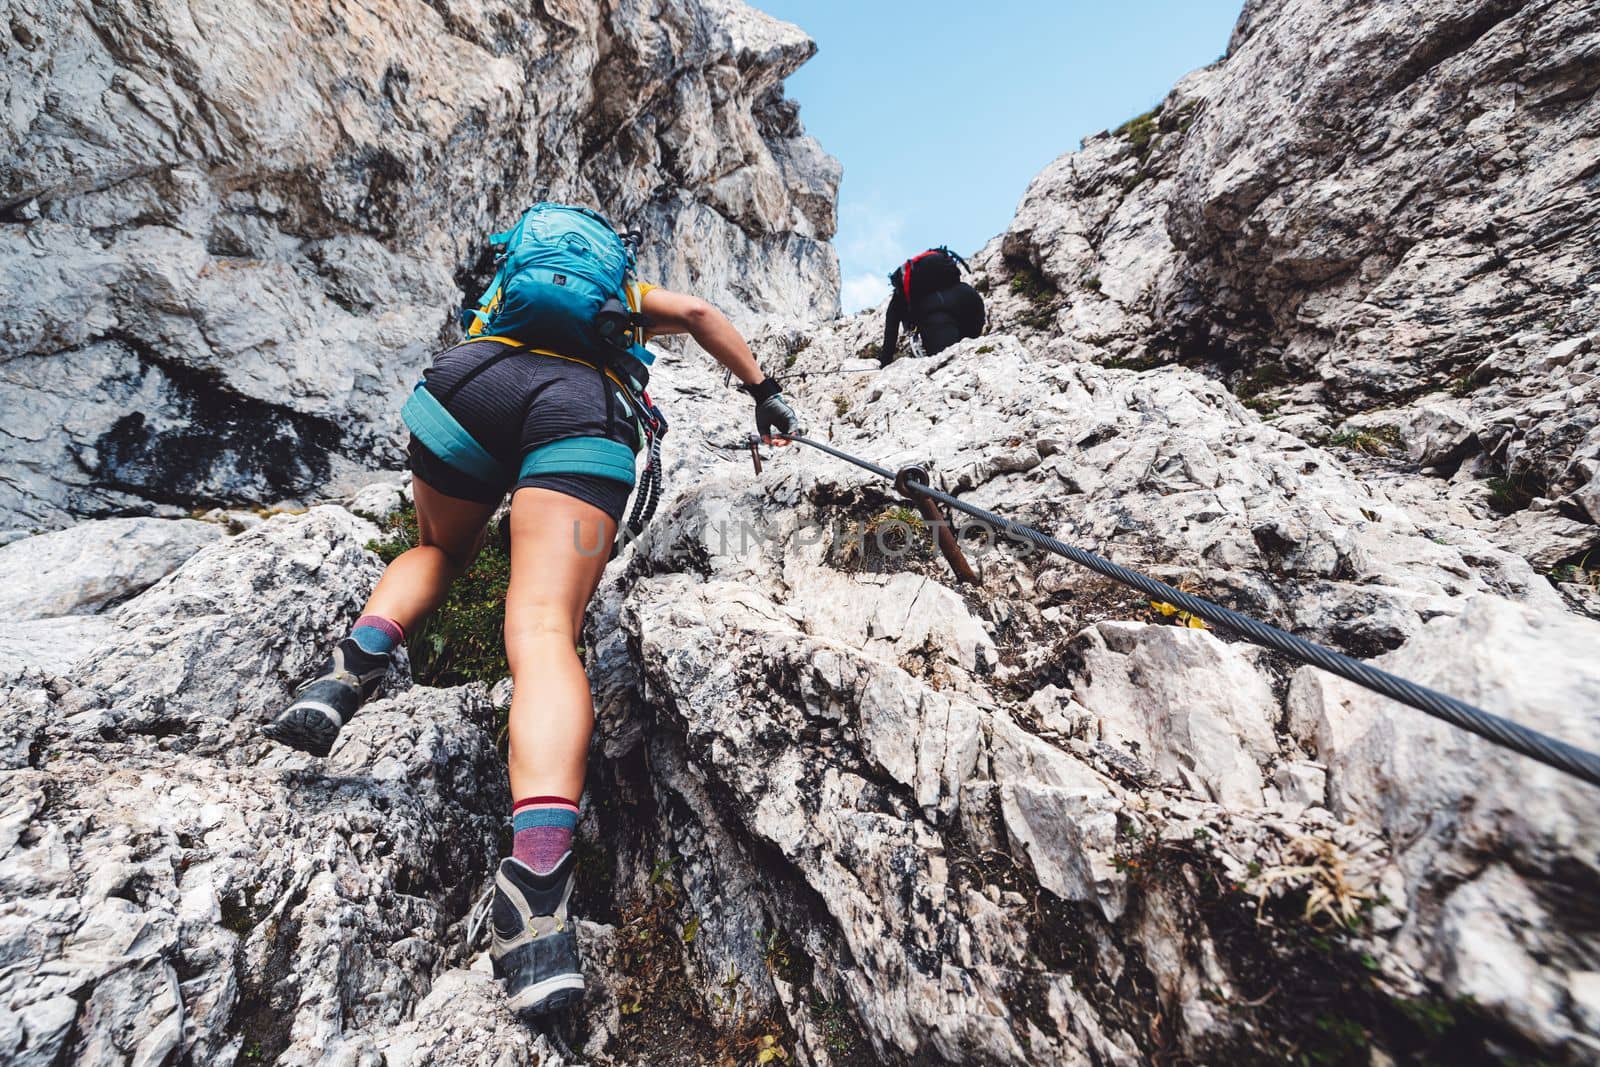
[{"left": 261, "top": 203, "right": 801, "bottom": 1019}]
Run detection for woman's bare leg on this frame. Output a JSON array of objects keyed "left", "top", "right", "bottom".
[
  {"left": 503, "top": 487, "right": 615, "bottom": 802},
  {"left": 264, "top": 477, "right": 499, "bottom": 755},
  {"left": 362, "top": 477, "right": 500, "bottom": 636}
]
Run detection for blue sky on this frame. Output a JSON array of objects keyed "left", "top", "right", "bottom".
[{"left": 757, "top": 1, "right": 1244, "bottom": 311}]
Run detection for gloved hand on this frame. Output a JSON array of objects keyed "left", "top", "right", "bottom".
[{"left": 744, "top": 377, "right": 802, "bottom": 444}]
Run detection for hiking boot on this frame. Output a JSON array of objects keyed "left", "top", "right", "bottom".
[
  {"left": 260, "top": 638, "right": 389, "bottom": 757},
  {"left": 490, "top": 852, "right": 584, "bottom": 1018}
]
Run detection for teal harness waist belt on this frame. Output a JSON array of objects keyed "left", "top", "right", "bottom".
[
  {"left": 401, "top": 383, "right": 638, "bottom": 488},
  {"left": 401, "top": 384, "right": 508, "bottom": 486}
]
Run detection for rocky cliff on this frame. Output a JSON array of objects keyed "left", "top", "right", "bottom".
[
  {"left": 4, "top": 1, "right": 1600, "bottom": 1066},
  {"left": 0, "top": 0, "right": 839, "bottom": 535},
  {"left": 986, "top": 0, "right": 1599, "bottom": 593}
]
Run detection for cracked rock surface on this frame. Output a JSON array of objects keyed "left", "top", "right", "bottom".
[
  {"left": 978, "top": 0, "right": 1600, "bottom": 577},
  {"left": 0, "top": 0, "right": 839, "bottom": 533},
  {"left": 4, "top": 0, "right": 1599, "bottom": 1065},
  {"left": 572, "top": 310, "right": 1598, "bottom": 1064}
]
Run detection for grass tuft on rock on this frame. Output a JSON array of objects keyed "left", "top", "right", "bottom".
[
  {"left": 1485, "top": 473, "right": 1544, "bottom": 514},
  {"left": 1006, "top": 262, "right": 1061, "bottom": 330},
  {"left": 1549, "top": 558, "right": 1600, "bottom": 590},
  {"left": 1235, "top": 361, "right": 1295, "bottom": 414},
  {"left": 1114, "top": 106, "right": 1162, "bottom": 161},
  {"left": 1328, "top": 426, "right": 1402, "bottom": 457},
  {"left": 612, "top": 851, "right": 797, "bottom": 1064},
  {"left": 1008, "top": 264, "right": 1057, "bottom": 305},
  {"left": 367, "top": 503, "right": 510, "bottom": 688}
]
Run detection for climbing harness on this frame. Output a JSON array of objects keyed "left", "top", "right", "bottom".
[
  {"left": 406, "top": 334, "right": 669, "bottom": 555},
  {"left": 743, "top": 433, "right": 1600, "bottom": 790}
]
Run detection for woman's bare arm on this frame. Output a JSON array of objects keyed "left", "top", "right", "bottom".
[{"left": 639, "top": 287, "right": 766, "bottom": 387}]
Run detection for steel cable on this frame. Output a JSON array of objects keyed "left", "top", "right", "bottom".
[{"left": 787, "top": 435, "right": 1600, "bottom": 789}]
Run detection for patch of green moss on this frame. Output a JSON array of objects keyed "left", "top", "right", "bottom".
[
  {"left": 367, "top": 503, "right": 511, "bottom": 688},
  {"left": 1017, "top": 306, "right": 1058, "bottom": 331},
  {"left": 1548, "top": 559, "right": 1600, "bottom": 590},
  {"left": 1235, "top": 361, "right": 1292, "bottom": 400},
  {"left": 1235, "top": 361, "right": 1295, "bottom": 414},
  {"left": 1002, "top": 261, "right": 1062, "bottom": 330},
  {"left": 609, "top": 851, "right": 798, "bottom": 1064},
  {"left": 1448, "top": 369, "right": 1485, "bottom": 397},
  {"left": 1104, "top": 351, "right": 1167, "bottom": 372},
  {"left": 781, "top": 335, "right": 812, "bottom": 369},
  {"left": 1328, "top": 425, "right": 1402, "bottom": 457},
  {"left": 806, "top": 992, "right": 874, "bottom": 1061}
]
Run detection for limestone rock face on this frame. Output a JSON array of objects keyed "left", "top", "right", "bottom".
[
  {"left": 0, "top": 516, "right": 225, "bottom": 674},
  {"left": 574, "top": 318, "right": 1597, "bottom": 1064},
  {"left": 981, "top": 0, "right": 1600, "bottom": 568},
  {"left": 0, "top": 509, "right": 533, "bottom": 1066},
  {"left": 6, "top": 321, "right": 1598, "bottom": 1064},
  {"left": 6, "top": 0, "right": 1600, "bottom": 1064},
  {"left": 9, "top": 312, "right": 1597, "bottom": 1062},
  {"left": 0, "top": 0, "right": 840, "bottom": 534}
]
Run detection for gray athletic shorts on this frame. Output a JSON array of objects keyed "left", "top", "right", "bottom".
[{"left": 405, "top": 339, "right": 640, "bottom": 523}]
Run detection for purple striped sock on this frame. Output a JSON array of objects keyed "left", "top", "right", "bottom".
[
  {"left": 512, "top": 796, "right": 579, "bottom": 874},
  {"left": 350, "top": 614, "right": 404, "bottom": 655}
]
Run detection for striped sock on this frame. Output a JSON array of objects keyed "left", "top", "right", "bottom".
[
  {"left": 350, "top": 615, "right": 404, "bottom": 656},
  {"left": 512, "top": 796, "right": 580, "bottom": 874}
]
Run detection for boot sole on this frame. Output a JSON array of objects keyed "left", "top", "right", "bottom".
[
  {"left": 506, "top": 973, "right": 585, "bottom": 1019},
  {"left": 260, "top": 706, "right": 341, "bottom": 757}
]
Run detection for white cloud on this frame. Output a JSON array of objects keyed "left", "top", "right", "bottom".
[
  {"left": 840, "top": 272, "right": 889, "bottom": 313},
  {"left": 833, "top": 198, "right": 907, "bottom": 312}
]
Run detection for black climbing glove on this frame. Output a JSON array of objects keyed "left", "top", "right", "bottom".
[{"left": 744, "top": 377, "right": 802, "bottom": 442}]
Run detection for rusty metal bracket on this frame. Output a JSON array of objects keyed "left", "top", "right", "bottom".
[
  {"left": 894, "top": 464, "right": 980, "bottom": 585},
  {"left": 746, "top": 432, "right": 764, "bottom": 476}
]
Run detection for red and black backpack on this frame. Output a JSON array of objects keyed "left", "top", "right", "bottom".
[{"left": 889, "top": 246, "right": 969, "bottom": 309}]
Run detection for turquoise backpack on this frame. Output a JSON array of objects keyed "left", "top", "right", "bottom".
[{"left": 462, "top": 202, "right": 653, "bottom": 367}]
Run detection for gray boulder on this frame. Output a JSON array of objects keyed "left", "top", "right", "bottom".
[
  {"left": 0, "top": 517, "right": 221, "bottom": 619},
  {"left": 0, "top": 508, "right": 509, "bottom": 1064}
]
